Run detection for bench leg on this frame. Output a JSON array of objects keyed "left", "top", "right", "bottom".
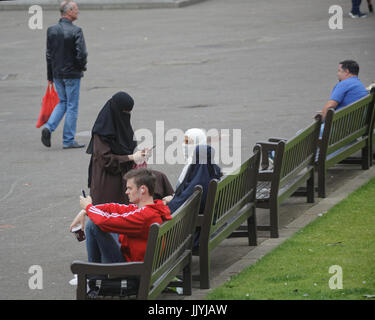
[
  {"left": 270, "top": 202, "right": 279, "bottom": 238},
  {"left": 182, "top": 256, "right": 192, "bottom": 295},
  {"left": 76, "top": 274, "right": 87, "bottom": 300},
  {"left": 247, "top": 207, "right": 257, "bottom": 246},
  {"left": 362, "top": 146, "right": 370, "bottom": 170},
  {"left": 318, "top": 165, "right": 326, "bottom": 198},
  {"left": 199, "top": 246, "right": 210, "bottom": 289},
  {"left": 307, "top": 173, "right": 314, "bottom": 203}
]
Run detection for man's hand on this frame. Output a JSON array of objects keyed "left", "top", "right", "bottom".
[
  {"left": 70, "top": 209, "right": 86, "bottom": 232},
  {"left": 80, "top": 195, "right": 92, "bottom": 210}
]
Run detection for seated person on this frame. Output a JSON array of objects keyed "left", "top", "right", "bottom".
[
  {"left": 70, "top": 168, "right": 172, "bottom": 296},
  {"left": 263, "top": 60, "right": 370, "bottom": 170},
  {"left": 176, "top": 128, "right": 208, "bottom": 190},
  {"left": 164, "top": 144, "right": 222, "bottom": 214},
  {"left": 319, "top": 60, "right": 368, "bottom": 125},
  {"left": 163, "top": 145, "right": 222, "bottom": 247}
]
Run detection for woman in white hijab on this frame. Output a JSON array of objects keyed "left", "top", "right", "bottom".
[
  {"left": 163, "top": 128, "right": 207, "bottom": 205},
  {"left": 176, "top": 128, "right": 207, "bottom": 189}
]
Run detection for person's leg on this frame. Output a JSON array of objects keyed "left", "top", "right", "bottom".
[
  {"left": 62, "top": 78, "right": 81, "bottom": 147},
  {"left": 351, "top": 0, "right": 362, "bottom": 15},
  {"left": 44, "top": 78, "right": 67, "bottom": 133},
  {"left": 85, "top": 219, "right": 125, "bottom": 263}
]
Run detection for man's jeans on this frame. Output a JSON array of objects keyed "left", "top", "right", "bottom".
[
  {"left": 351, "top": 0, "right": 362, "bottom": 14},
  {"left": 44, "top": 78, "right": 80, "bottom": 147},
  {"left": 85, "top": 219, "right": 125, "bottom": 263}
]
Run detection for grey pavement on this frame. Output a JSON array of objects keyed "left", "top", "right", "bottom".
[
  {"left": 0, "top": 0, "right": 374, "bottom": 300},
  {"left": 0, "top": 0, "right": 205, "bottom": 10}
]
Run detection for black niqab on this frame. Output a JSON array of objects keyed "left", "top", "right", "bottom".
[{"left": 86, "top": 91, "right": 137, "bottom": 155}]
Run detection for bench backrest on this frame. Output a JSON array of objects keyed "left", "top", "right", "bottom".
[
  {"left": 142, "top": 186, "right": 202, "bottom": 299},
  {"left": 322, "top": 94, "right": 374, "bottom": 159},
  {"left": 200, "top": 147, "right": 260, "bottom": 249},
  {"left": 271, "top": 116, "right": 322, "bottom": 196}
]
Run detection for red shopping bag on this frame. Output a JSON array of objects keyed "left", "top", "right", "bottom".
[
  {"left": 132, "top": 162, "right": 148, "bottom": 169},
  {"left": 36, "top": 82, "right": 59, "bottom": 128}
]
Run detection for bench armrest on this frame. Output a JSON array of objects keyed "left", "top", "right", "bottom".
[
  {"left": 268, "top": 137, "right": 287, "bottom": 143},
  {"left": 71, "top": 260, "right": 144, "bottom": 277},
  {"left": 256, "top": 141, "right": 278, "bottom": 153},
  {"left": 257, "top": 141, "right": 278, "bottom": 170}
]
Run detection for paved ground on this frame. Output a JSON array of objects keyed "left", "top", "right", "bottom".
[{"left": 0, "top": 0, "right": 374, "bottom": 300}]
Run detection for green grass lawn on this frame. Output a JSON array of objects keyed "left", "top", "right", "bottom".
[{"left": 206, "top": 177, "right": 375, "bottom": 300}]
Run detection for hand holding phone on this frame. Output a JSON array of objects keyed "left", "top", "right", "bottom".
[{"left": 145, "top": 145, "right": 155, "bottom": 157}]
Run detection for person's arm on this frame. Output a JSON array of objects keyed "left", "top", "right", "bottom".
[
  {"left": 81, "top": 196, "right": 147, "bottom": 235},
  {"left": 93, "top": 135, "right": 144, "bottom": 173},
  {"left": 46, "top": 27, "right": 53, "bottom": 82},
  {"left": 69, "top": 209, "right": 86, "bottom": 232},
  {"left": 321, "top": 99, "right": 339, "bottom": 120},
  {"left": 74, "top": 27, "right": 87, "bottom": 71}
]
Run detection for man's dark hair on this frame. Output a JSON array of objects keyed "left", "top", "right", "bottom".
[
  {"left": 339, "top": 60, "right": 360, "bottom": 75},
  {"left": 124, "top": 168, "right": 156, "bottom": 196}
]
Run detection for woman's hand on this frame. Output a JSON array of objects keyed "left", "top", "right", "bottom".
[
  {"left": 69, "top": 209, "right": 86, "bottom": 232},
  {"left": 162, "top": 195, "right": 173, "bottom": 205},
  {"left": 132, "top": 150, "right": 146, "bottom": 164}
]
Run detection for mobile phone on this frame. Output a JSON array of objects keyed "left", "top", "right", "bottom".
[
  {"left": 81, "top": 189, "right": 86, "bottom": 198},
  {"left": 150, "top": 145, "right": 156, "bottom": 150}
]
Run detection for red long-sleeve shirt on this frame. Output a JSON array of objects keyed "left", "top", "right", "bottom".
[{"left": 86, "top": 200, "right": 172, "bottom": 262}]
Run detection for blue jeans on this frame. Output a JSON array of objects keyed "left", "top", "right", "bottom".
[
  {"left": 85, "top": 219, "right": 125, "bottom": 263},
  {"left": 351, "top": 0, "right": 362, "bottom": 14},
  {"left": 44, "top": 78, "right": 81, "bottom": 147}
]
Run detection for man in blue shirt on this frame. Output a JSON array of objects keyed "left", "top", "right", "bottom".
[{"left": 321, "top": 60, "right": 368, "bottom": 120}]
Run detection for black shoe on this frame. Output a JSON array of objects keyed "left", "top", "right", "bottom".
[
  {"left": 369, "top": 4, "right": 373, "bottom": 13},
  {"left": 63, "top": 141, "right": 85, "bottom": 149},
  {"left": 41, "top": 128, "right": 51, "bottom": 147}
]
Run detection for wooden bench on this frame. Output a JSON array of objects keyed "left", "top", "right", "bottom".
[
  {"left": 256, "top": 116, "right": 322, "bottom": 238},
  {"left": 193, "top": 147, "right": 260, "bottom": 289},
  {"left": 317, "top": 94, "right": 375, "bottom": 198},
  {"left": 71, "top": 186, "right": 202, "bottom": 300}
]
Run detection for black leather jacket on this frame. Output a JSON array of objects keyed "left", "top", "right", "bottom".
[{"left": 46, "top": 18, "right": 88, "bottom": 81}]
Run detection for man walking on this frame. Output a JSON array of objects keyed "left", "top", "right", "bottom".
[
  {"left": 349, "top": 0, "right": 368, "bottom": 18},
  {"left": 42, "top": 1, "right": 87, "bottom": 149}
]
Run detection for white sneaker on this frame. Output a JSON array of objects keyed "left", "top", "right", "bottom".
[
  {"left": 69, "top": 274, "right": 78, "bottom": 286},
  {"left": 349, "top": 12, "right": 358, "bottom": 18}
]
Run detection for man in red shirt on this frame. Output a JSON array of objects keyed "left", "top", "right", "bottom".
[{"left": 70, "top": 168, "right": 172, "bottom": 263}]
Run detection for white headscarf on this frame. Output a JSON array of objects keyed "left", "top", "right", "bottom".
[{"left": 176, "top": 128, "right": 207, "bottom": 189}]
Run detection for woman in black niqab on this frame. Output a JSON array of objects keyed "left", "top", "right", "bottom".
[{"left": 86, "top": 91, "right": 141, "bottom": 205}]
